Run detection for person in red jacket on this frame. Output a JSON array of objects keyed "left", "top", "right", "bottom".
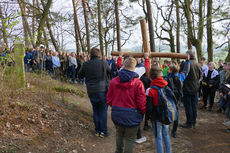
[{"left": 107, "top": 57, "right": 146, "bottom": 153}]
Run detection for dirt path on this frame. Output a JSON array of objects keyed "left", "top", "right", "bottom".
[
  {"left": 1, "top": 81, "right": 229, "bottom": 153},
  {"left": 76, "top": 85, "right": 230, "bottom": 153}
]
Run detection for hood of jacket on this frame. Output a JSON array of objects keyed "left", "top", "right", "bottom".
[
  {"left": 118, "top": 69, "right": 139, "bottom": 83},
  {"left": 150, "top": 77, "right": 168, "bottom": 88}
]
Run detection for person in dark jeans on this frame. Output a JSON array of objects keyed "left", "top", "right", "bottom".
[
  {"left": 88, "top": 92, "right": 108, "bottom": 136},
  {"left": 79, "top": 47, "right": 110, "bottom": 137},
  {"left": 181, "top": 50, "right": 201, "bottom": 129},
  {"left": 201, "top": 62, "right": 219, "bottom": 111},
  {"left": 45, "top": 51, "right": 53, "bottom": 74}
]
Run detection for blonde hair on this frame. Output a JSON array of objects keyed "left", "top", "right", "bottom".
[
  {"left": 208, "top": 61, "right": 216, "bottom": 69},
  {"left": 123, "top": 57, "right": 137, "bottom": 71}
]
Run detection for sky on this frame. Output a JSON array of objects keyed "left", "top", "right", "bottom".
[{"left": 50, "top": 0, "right": 151, "bottom": 52}]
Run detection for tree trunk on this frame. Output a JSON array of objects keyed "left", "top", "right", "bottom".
[
  {"left": 72, "top": 0, "right": 81, "bottom": 54},
  {"left": 225, "top": 38, "right": 230, "bottom": 62},
  {"left": 36, "top": 0, "right": 52, "bottom": 46},
  {"left": 43, "top": 27, "right": 49, "bottom": 49},
  {"left": 175, "top": 0, "right": 180, "bottom": 54},
  {"left": 0, "top": 4, "right": 8, "bottom": 47},
  {"left": 32, "top": 0, "right": 35, "bottom": 46},
  {"left": 18, "top": 0, "right": 35, "bottom": 48},
  {"left": 169, "top": 31, "right": 175, "bottom": 53},
  {"left": 114, "top": 0, "right": 121, "bottom": 52},
  {"left": 207, "top": 0, "right": 213, "bottom": 62},
  {"left": 184, "top": 0, "right": 193, "bottom": 50},
  {"left": 195, "top": 40, "right": 202, "bottom": 59},
  {"left": 146, "top": 0, "right": 156, "bottom": 52},
  {"left": 97, "top": 0, "right": 104, "bottom": 55},
  {"left": 38, "top": 0, "right": 50, "bottom": 49},
  {"left": 183, "top": 0, "right": 204, "bottom": 59},
  {"left": 82, "top": 0, "right": 90, "bottom": 53},
  {"left": 73, "top": 0, "right": 86, "bottom": 53},
  {"left": 197, "top": 0, "right": 204, "bottom": 59},
  {"left": 18, "top": 0, "right": 30, "bottom": 48},
  {"left": 46, "top": 18, "right": 59, "bottom": 51},
  {"left": 112, "top": 23, "right": 116, "bottom": 52}
]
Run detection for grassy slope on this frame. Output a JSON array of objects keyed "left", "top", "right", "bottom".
[{"left": 0, "top": 73, "right": 93, "bottom": 153}]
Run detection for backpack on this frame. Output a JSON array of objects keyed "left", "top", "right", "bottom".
[
  {"left": 164, "top": 75, "right": 183, "bottom": 102},
  {"left": 151, "top": 85, "right": 178, "bottom": 125}
]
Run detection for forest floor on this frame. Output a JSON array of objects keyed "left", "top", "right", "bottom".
[{"left": 0, "top": 74, "right": 230, "bottom": 153}]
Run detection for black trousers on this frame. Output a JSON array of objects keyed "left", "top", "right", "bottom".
[{"left": 202, "top": 85, "right": 216, "bottom": 108}]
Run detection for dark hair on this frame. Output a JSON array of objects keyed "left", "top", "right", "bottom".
[
  {"left": 149, "top": 64, "right": 162, "bottom": 80},
  {"left": 90, "top": 47, "right": 102, "bottom": 58}
]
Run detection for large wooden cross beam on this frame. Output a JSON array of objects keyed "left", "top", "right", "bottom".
[
  {"left": 111, "top": 19, "right": 187, "bottom": 59},
  {"left": 111, "top": 51, "right": 187, "bottom": 59}
]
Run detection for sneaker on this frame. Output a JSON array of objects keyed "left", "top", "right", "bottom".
[
  {"left": 223, "top": 121, "right": 230, "bottom": 126},
  {"left": 99, "top": 132, "right": 109, "bottom": 138},
  {"left": 192, "top": 124, "right": 196, "bottom": 129},
  {"left": 135, "top": 136, "right": 147, "bottom": 144},
  {"left": 226, "top": 128, "right": 230, "bottom": 133},
  {"left": 200, "top": 105, "right": 206, "bottom": 110},
  {"left": 216, "top": 109, "right": 222, "bottom": 113},
  {"left": 95, "top": 132, "right": 100, "bottom": 137},
  {"left": 208, "top": 107, "right": 212, "bottom": 112},
  {"left": 171, "top": 132, "right": 177, "bottom": 138},
  {"left": 143, "top": 125, "right": 151, "bottom": 131},
  {"left": 180, "top": 123, "right": 192, "bottom": 129},
  {"left": 71, "top": 81, "right": 78, "bottom": 84}
]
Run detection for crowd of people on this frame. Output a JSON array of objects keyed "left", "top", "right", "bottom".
[
  {"left": 78, "top": 48, "right": 230, "bottom": 153},
  {"left": 1, "top": 43, "right": 230, "bottom": 153}
]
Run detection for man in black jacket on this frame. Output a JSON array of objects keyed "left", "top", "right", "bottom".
[
  {"left": 182, "top": 50, "right": 202, "bottom": 128},
  {"left": 79, "top": 48, "right": 111, "bottom": 137}
]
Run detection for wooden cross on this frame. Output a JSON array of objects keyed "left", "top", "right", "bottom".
[{"left": 111, "top": 19, "right": 187, "bottom": 59}]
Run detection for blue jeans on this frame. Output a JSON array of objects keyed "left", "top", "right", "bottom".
[
  {"left": 218, "top": 97, "right": 225, "bottom": 109},
  {"left": 24, "top": 63, "right": 29, "bottom": 72},
  {"left": 70, "top": 65, "right": 76, "bottom": 83},
  {"left": 183, "top": 94, "right": 198, "bottom": 126},
  {"left": 152, "top": 121, "right": 172, "bottom": 153},
  {"left": 88, "top": 92, "right": 108, "bottom": 134}
]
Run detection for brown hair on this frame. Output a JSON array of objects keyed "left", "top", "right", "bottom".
[
  {"left": 90, "top": 47, "right": 102, "bottom": 58},
  {"left": 168, "top": 61, "right": 180, "bottom": 73},
  {"left": 149, "top": 64, "right": 162, "bottom": 80}
]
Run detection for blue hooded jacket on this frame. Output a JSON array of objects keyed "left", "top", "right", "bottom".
[{"left": 118, "top": 69, "right": 139, "bottom": 82}]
